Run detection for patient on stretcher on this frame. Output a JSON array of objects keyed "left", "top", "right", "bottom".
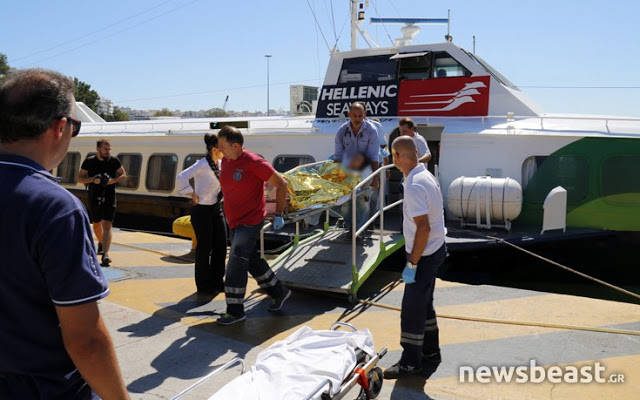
[{"left": 341, "top": 153, "right": 372, "bottom": 232}]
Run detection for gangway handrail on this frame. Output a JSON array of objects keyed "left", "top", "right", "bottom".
[{"left": 351, "top": 164, "right": 403, "bottom": 279}]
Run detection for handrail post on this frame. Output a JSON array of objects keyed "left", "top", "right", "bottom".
[
  {"left": 351, "top": 188, "right": 357, "bottom": 272},
  {"left": 260, "top": 222, "right": 272, "bottom": 260},
  {"left": 379, "top": 167, "right": 386, "bottom": 253},
  {"left": 324, "top": 208, "right": 330, "bottom": 232}
]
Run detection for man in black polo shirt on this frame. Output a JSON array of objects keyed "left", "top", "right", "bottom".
[
  {"left": 79, "top": 139, "right": 127, "bottom": 266},
  {"left": 0, "top": 69, "right": 128, "bottom": 399}
]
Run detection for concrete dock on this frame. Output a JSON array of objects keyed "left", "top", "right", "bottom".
[{"left": 100, "top": 229, "right": 639, "bottom": 399}]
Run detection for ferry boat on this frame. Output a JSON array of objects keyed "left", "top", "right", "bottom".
[{"left": 59, "top": 1, "right": 640, "bottom": 234}]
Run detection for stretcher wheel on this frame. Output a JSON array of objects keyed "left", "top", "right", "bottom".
[
  {"left": 355, "top": 367, "right": 383, "bottom": 400},
  {"left": 369, "top": 367, "right": 383, "bottom": 398},
  {"left": 348, "top": 294, "right": 357, "bottom": 304}
]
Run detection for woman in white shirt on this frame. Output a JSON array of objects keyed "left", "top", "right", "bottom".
[{"left": 176, "top": 133, "right": 226, "bottom": 295}]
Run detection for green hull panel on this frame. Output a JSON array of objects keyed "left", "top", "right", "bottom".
[{"left": 516, "top": 137, "right": 640, "bottom": 231}]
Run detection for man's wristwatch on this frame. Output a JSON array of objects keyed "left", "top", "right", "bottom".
[{"left": 406, "top": 261, "right": 417, "bottom": 269}]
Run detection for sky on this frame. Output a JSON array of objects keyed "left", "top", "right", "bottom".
[{"left": 2, "top": 0, "right": 640, "bottom": 116}]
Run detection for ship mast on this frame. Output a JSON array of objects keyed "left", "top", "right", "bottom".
[
  {"left": 350, "top": 1, "right": 452, "bottom": 50},
  {"left": 350, "top": 0, "right": 365, "bottom": 51}
]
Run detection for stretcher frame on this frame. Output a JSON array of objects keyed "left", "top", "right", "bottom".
[
  {"left": 170, "top": 322, "right": 387, "bottom": 400},
  {"left": 260, "top": 162, "right": 405, "bottom": 302}
]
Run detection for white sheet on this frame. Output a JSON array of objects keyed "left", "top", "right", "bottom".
[{"left": 209, "top": 326, "right": 375, "bottom": 400}]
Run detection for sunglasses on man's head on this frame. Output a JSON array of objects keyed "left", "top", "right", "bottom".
[{"left": 58, "top": 116, "right": 81, "bottom": 137}]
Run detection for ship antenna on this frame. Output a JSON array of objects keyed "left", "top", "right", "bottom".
[{"left": 445, "top": 9, "right": 453, "bottom": 42}]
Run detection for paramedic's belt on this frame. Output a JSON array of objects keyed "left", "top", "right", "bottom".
[{"left": 284, "top": 162, "right": 361, "bottom": 211}]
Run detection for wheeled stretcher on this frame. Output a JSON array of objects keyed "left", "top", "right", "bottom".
[
  {"left": 171, "top": 323, "right": 387, "bottom": 400},
  {"left": 261, "top": 163, "right": 405, "bottom": 302}
]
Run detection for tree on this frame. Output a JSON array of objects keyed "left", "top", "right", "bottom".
[
  {"left": 102, "top": 106, "right": 130, "bottom": 122},
  {"left": 110, "top": 107, "right": 131, "bottom": 121},
  {"left": 204, "top": 108, "right": 229, "bottom": 118},
  {"left": 154, "top": 108, "right": 173, "bottom": 117},
  {"left": 0, "top": 53, "right": 11, "bottom": 82},
  {"left": 73, "top": 77, "right": 100, "bottom": 113}
]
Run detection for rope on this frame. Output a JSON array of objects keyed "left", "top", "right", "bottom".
[
  {"left": 369, "top": 0, "right": 395, "bottom": 47},
  {"left": 305, "top": 0, "right": 332, "bottom": 52},
  {"left": 357, "top": 300, "right": 640, "bottom": 337},
  {"left": 485, "top": 235, "right": 640, "bottom": 301}
]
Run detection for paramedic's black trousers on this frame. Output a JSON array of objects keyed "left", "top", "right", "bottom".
[
  {"left": 400, "top": 244, "right": 447, "bottom": 367},
  {"left": 224, "top": 223, "right": 285, "bottom": 316},
  {"left": 190, "top": 203, "right": 226, "bottom": 293}
]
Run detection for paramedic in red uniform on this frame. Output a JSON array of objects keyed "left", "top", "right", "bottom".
[{"left": 215, "top": 126, "right": 291, "bottom": 325}]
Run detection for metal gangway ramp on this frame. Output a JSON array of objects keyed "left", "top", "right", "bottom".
[{"left": 261, "top": 164, "right": 404, "bottom": 302}]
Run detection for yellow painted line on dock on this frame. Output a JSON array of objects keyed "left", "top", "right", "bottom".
[
  {"left": 109, "top": 231, "right": 184, "bottom": 244},
  {"left": 106, "top": 260, "right": 639, "bottom": 353},
  {"left": 107, "top": 278, "right": 197, "bottom": 314},
  {"left": 437, "top": 294, "right": 640, "bottom": 335},
  {"left": 104, "top": 229, "right": 640, "bottom": 348},
  {"left": 105, "top": 275, "right": 552, "bottom": 353}
]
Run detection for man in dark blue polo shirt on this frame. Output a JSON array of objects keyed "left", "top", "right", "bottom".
[{"left": 0, "top": 69, "right": 128, "bottom": 399}]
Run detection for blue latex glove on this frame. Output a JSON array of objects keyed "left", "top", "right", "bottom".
[
  {"left": 273, "top": 216, "right": 285, "bottom": 230},
  {"left": 402, "top": 262, "right": 417, "bottom": 284}
]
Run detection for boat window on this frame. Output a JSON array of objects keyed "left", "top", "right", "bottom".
[
  {"left": 272, "top": 155, "right": 315, "bottom": 173},
  {"left": 524, "top": 155, "right": 589, "bottom": 204},
  {"left": 116, "top": 153, "right": 142, "bottom": 190},
  {"left": 465, "top": 51, "right": 520, "bottom": 90},
  {"left": 432, "top": 52, "right": 472, "bottom": 78},
  {"left": 398, "top": 54, "right": 432, "bottom": 81},
  {"left": 338, "top": 55, "right": 397, "bottom": 83},
  {"left": 602, "top": 156, "right": 640, "bottom": 205},
  {"left": 146, "top": 154, "right": 178, "bottom": 192},
  {"left": 57, "top": 152, "right": 81, "bottom": 184},
  {"left": 521, "top": 156, "right": 548, "bottom": 188},
  {"left": 184, "top": 154, "right": 206, "bottom": 170}
]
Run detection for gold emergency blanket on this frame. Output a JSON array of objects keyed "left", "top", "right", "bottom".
[{"left": 284, "top": 162, "right": 361, "bottom": 211}]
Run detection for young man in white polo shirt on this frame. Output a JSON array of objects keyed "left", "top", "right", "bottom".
[
  {"left": 384, "top": 136, "right": 447, "bottom": 379},
  {"left": 398, "top": 117, "right": 431, "bottom": 164}
]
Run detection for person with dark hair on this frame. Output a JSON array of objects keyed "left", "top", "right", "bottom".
[
  {"left": 398, "top": 117, "right": 431, "bottom": 164},
  {"left": 0, "top": 68, "right": 128, "bottom": 399},
  {"left": 384, "top": 136, "right": 446, "bottom": 380},
  {"left": 78, "top": 139, "right": 127, "bottom": 266},
  {"left": 215, "top": 126, "right": 291, "bottom": 325},
  {"left": 176, "top": 133, "right": 226, "bottom": 295},
  {"left": 334, "top": 102, "right": 380, "bottom": 232}
]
